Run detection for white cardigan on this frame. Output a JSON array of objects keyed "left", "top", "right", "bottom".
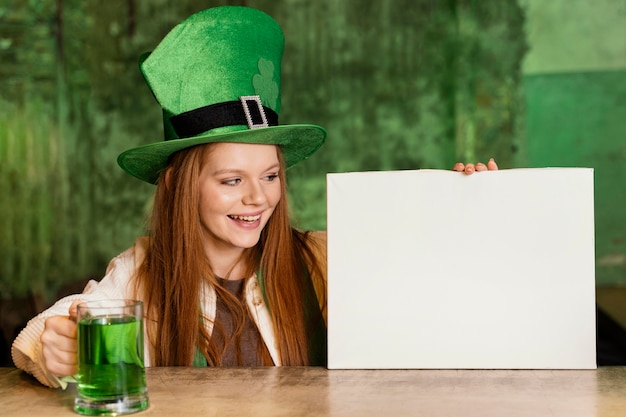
[{"left": 11, "top": 237, "right": 280, "bottom": 388}]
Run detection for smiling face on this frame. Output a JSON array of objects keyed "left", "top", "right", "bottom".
[{"left": 197, "top": 142, "right": 282, "bottom": 265}]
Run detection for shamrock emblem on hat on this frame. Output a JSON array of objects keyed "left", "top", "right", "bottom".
[{"left": 253, "top": 57, "right": 279, "bottom": 110}]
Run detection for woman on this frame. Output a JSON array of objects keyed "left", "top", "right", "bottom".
[{"left": 11, "top": 6, "right": 496, "bottom": 388}]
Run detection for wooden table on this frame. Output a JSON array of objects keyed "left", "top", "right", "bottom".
[{"left": 3, "top": 367, "right": 626, "bottom": 416}]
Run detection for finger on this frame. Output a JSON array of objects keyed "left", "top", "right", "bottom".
[
  {"left": 464, "top": 163, "right": 475, "bottom": 175},
  {"left": 69, "top": 300, "right": 85, "bottom": 322},
  {"left": 41, "top": 329, "right": 78, "bottom": 354},
  {"left": 44, "top": 315, "right": 78, "bottom": 339},
  {"left": 487, "top": 158, "right": 498, "bottom": 171},
  {"left": 475, "top": 162, "right": 488, "bottom": 172},
  {"left": 453, "top": 162, "right": 465, "bottom": 172},
  {"left": 49, "top": 363, "right": 78, "bottom": 378},
  {"left": 41, "top": 319, "right": 78, "bottom": 376},
  {"left": 42, "top": 341, "right": 77, "bottom": 366},
  {"left": 43, "top": 347, "right": 78, "bottom": 377}
]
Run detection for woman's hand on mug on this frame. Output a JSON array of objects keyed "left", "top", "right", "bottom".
[
  {"left": 453, "top": 158, "right": 498, "bottom": 175},
  {"left": 41, "top": 300, "right": 83, "bottom": 377}
]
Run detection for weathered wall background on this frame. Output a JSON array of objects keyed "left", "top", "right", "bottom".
[
  {"left": 0, "top": 0, "right": 624, "bottom": 364},
  {"left": 521, "top": 0, "right": 626, "bottom": 286}
]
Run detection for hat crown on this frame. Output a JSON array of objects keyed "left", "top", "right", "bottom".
[
  {"left": 117, "top": 6, "right": 326, "bottom": 184},
  {"left": 140, "top": 6, "right": 284, "bottom": 140}
]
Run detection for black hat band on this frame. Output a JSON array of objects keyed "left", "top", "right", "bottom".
[{"left": 169, "top": 95, "right": 279, "bottom": 139}]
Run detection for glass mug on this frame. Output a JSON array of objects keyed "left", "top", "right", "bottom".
[{"left": 74, "top": 299, "right": 149, "bottom": 415}]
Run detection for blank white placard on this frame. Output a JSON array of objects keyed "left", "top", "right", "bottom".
[{"left": 327, "top": 168, "right": 596, "bottom": 369}]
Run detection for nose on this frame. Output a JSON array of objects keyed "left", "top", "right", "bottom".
[{"left": 242, "top": 180, "right": 267, "bottom": 205}]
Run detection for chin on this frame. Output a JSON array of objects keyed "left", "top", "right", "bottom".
[{"left": 233, "top": 236, "right": 262, "bottom": 249}]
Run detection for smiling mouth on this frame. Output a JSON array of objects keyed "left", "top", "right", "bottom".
[{"left": 228, "top": 214, "right": 261, "bottom": 223}]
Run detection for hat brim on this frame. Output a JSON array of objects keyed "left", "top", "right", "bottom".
[{"left": 117, "top": 124, "right": 326, "bottom": 184}]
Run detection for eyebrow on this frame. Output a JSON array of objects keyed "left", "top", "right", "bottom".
[{"left": 212, "top": 163, "right": 280, "bottom": 176}]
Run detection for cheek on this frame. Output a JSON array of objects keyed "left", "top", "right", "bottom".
[
  {"left": 268, "top": 184, "right": 282, "bottom": 208},
  {"left": 198, "top": 186, "right": 231, "bottom": 216}
]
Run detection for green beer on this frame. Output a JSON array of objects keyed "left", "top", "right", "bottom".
[{"left": 75, "top": 301, "right": 149, "bottom": 416}]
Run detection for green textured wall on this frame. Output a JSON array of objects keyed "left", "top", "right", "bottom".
[
  {"left": 1, "top": 0, "right": 625, "bottom": 306},
  {"left": 521, "top": 0, "right": 626, "bottom": 285},
  {"left": 524, "top": 72, "right": 626, "bottom": 285},
  {"left": 1, "top": 0, "right": 626, "bottom": 368},
  {"left": 0, "top": 0, "right": 527, "bottom": 302},
  {"left": 521, "top": 0, "right": 626, "bottom": 74}
]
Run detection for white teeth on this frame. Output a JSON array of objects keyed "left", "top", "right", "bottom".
[{"left": 230, "top": 215, "right": 260, "bottom": 222}]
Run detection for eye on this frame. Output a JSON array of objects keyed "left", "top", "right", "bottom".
[
  {"left": 264, "top": 173, "right": 279, "bottom": 182},
  {"left": 221, "top": 178, "right": 241, "bottom": 186}
]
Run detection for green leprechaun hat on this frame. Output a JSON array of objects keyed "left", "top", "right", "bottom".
[{"left": 117, "top": 6, "right": 327, "bottom": 184}]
